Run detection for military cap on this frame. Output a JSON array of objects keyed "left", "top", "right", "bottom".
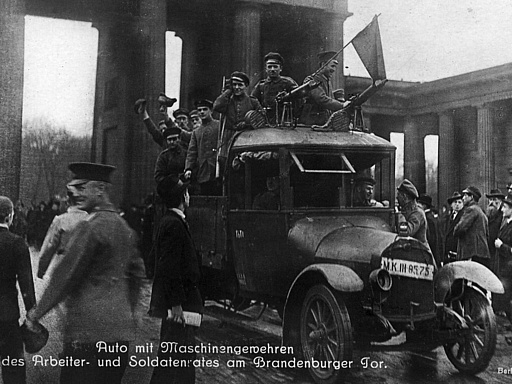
[
  {"left": 172, "top": 108, "right": 190, "bottom": 119},
  {"left": 462, "top": 186, "right": 482, "bottom": 201},
  {"left": 264, "top": 52, "right": 284, "bottom": 65},
  {"left": 68, "top": 162, "right": 116, "bottom": 186},
  {"left": 189, "top": 109, "right": 199, "bottom": 118},
  {"left": 230, "top": 71, "right": 250, "bottom": 86},
  {"left": 485, "top": 188, "right": 505, "bottom": 199},
  {"left": 163, "top": 126, "right": 181, "bottom": 138},
  {"left": 354, "top": 176, "right": 376, "bottom": 186},
  {"left": 194, "top": 99, "right": 213, "bottom": 109},
  {"left": 157, "top": 93, "right": 177, "bottom": 107},
  {"left": 447, "top": 191, "right": 463, "bottom": 204},
  {"left": 397, "top": 179, "right": 419, "bottom": 199},
  {"left": 417, "top": 193, "right": 433, "bottom": 208},
  {"left": 317, "top": 51, "right": 338, "bottom": 64}
]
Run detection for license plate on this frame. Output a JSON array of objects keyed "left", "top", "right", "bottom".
[{"left": 381, "top": 257, "right": 434, "bottom": 281}]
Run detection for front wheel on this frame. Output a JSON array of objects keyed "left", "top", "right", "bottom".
[
  {"left": 300, "top": 284, "right": 353, "bottom": 384},
  {"left": 443, "top": 287, "right": 497, "bottom": 374}
]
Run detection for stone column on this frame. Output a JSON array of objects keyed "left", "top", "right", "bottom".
[
  {"left": 476, "top": 104, "right": 494, "bottom": 196},
  {"left": 178, "top": 28, "right": 199, "bottom": 107},
  {"left": 233, "top": 1, "right": 261, "bottom": 86},
  {"left": 324, "top": 11, "right": 347, "bottom": 92},
  {"left": 0, "top": 0, "right": 25, "bottom": 200},
  {"left": 438, "top": 110, "right": 457, "bottom": 207},
  {"left": 403, "top": 115, "right": 426, "bottom": 193}
]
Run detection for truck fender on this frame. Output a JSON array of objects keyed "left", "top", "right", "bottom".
[
  {"left": 434, "top": 260, "right": 504, "bottom": 303},
  {"left": 282, "top": 264, "right": 363, "bottom": 349}
]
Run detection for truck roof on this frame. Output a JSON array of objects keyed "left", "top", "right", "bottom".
[{"left": 231, "top": 127, "right": 396, "bottom": 152}]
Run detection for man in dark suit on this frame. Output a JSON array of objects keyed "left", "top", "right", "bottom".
[
  {"left": 494, "top": 197, "right": 512, "bottom": 340},
  {"left": 440, "top": 192, "right": 464, "bottom": 265},
  {"left": 486, "top": 188, "right": 505, "bottom": 274},
  {"left": 0, "top": 196, "right": 36, "bottom": 383},
  {"left": 454, "top": 186, "right": 490, "bottom": 266},
  {"left": 149, "top": 177, "right": 202, "bottom": 384}
]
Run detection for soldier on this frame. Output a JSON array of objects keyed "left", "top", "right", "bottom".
[
  {"left": 396, "top": 179, "right": 431, "bottom": 252},
  {"left": 184, "top": 99, "right": 221, "bottom": 195},
  {"left": 149, "top": 179, "right": 202, "bottom": 384},
  {"left": 301, "top": 51, "right": 346, "bottom": 125},
  {"left": 486, "top": 188, "right": 505, "bottom": 273},
  {"left": 154, "top": 126, "right": 188, "bottom": 186},
  {"left": 213, "top": 71, "right": 262, "bottom": 159},
  {"left": 251, "top": 52, "right": 297, "bottom": 125},
  {"left": 37, "top": 188, "right": 88, "bottom": 278},
  {"left": 0, "top": 196, "right": 37, "bottom": 384},
  {"left": 417, "top": 193, "right": 441, "bottom": 266},
  {"left": 173, "top": 108, "right": 193, "bottom": 147},
  {"left": 352, "top": 176, "right": 384, "bottom": 207},
  {"left": 25, "top": 163, "right": 144, "bottom": 384},
  {"left": 189, "top": 109, "right": 202, "bottom": 130},
  {"left": 454, "top": 186, "right": 490, "bottom": 266},
  {"left": 134, "top": 93, "right": 178, "bottom": 148}
]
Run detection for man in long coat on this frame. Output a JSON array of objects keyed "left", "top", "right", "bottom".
[
  {"left": 440, "top": 191, "right": 464, "bottom": 264},
  {"left": 486, "top": 188, "right": 505, "bottom": 273},
  {"left": 26, "top": 163, "right": 144, "bottom": 384},
  {"left": 454, "top": 186, "right": 490, "bottom": 266}
]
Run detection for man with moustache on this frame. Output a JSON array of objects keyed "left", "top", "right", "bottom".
[{"left": 154, "top": 126, "right": 188, "bottom": 187}]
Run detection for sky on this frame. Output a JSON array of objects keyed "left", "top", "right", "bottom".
[{"left": 22, "top": 1, "right": 512, "bottom": 136}]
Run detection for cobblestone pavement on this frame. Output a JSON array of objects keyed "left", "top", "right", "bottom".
[{"left": 4, "top": 248, "right": 512, "bottom": 383}]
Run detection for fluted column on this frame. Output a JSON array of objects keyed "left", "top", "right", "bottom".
[
  {"left": 233, "top": 1, "right": 261, "bottom": 86},
  {"left": 403, "top": 115, "right": 426, "bottom": 193},
  {"left": 0, "top": 0, "right": 25, "bottom": 200},
  {"left": 476, "top": 104, "right": 494, "bottom": 196},
  {"left": 438, "top": 110, "right": 457, "bottom": 206}
]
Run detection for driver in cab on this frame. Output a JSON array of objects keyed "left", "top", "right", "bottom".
[{"left": 352, "top": 176, "right": 384, "bottom": 207}]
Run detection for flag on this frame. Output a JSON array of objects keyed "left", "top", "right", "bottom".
[{"left": 351, "top": 15, "right": 386, "bottom": 81}]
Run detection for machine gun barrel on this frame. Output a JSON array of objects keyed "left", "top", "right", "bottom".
[{"left": 347, "top": 79, "right": 388, "bottom": 108}]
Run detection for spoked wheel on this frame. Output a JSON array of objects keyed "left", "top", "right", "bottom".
[
  {"left": 443, "top": 287, "right": 497, "bottom": 374},
  {"left": 300, "top": 284, "right": 352, "bottom": 384}
]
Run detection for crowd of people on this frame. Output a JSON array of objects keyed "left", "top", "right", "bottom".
[
  {"left": 396, "top": 179, "right": 512, "bottom": 344},
  {"left": 1, "top": 48, "right": 512, "bottom": 384}
]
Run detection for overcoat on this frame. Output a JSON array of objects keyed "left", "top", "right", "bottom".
[
  {"left": 185, "top": 119, "right": 220, "bottom": 184},
  {"left": 453, "top": 201, "right": 490, "bottom": 260},
  {"left": 399, "top": 200, "right": 431, "bottom": 251}
]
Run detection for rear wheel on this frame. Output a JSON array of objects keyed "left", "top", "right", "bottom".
[
  {"left": 300, "top": 284, "right": 353, "bottom": 384},
  {"left": 443, "top": 287, "right": 497, "bottom": 374}
]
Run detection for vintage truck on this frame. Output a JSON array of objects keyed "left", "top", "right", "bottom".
[{"left": 186, "top": 126, "right": 504, "bottom": 384}]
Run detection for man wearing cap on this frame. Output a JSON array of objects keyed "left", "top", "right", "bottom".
[
  {"left": 441, "top": 192, "right": 464, "bottom": 264},
  {"left": 454, "top": 186, "right": 490, "bottom": 266},
  {"left": 494, "top": 197, "right": 512, "bottom": 334},
  {"left": 189, "top": 109, "right": 202, "bottom": 130},
  {"left": 184, "top": 99, "right": 221, "bottom": 195},
  {"left": 173, "top": 108, "right": 193, "bottom": 147},
  {"left": 149, "top": 178, "right": 202, "bottom": 384},
  {"left": 213, "top": 71, "right": 262, "bottom": 159},
  {"left": 396, "top": 179, "right": 431, "bottom": 251},
  {"left": 25, "top": 163, "right": 144, "bottom": 384},
  {"left": 418, "top": 193, "right": 441, "bottom": 265},
  {"left": 301, "top": 51, "right": 346, "bottom": 125},
  {"left": 251, "top": 52, "right": 298, "bottom": 125},
  {"left": 37, "top": 187, "right": 88, "bottom": 278},
  {"left": 0, "top": 196, "right": 36, "bottom": 383},
  {"left": 155, "top": 126, "right": 188, "bottom": 187},
  {"left": 353, "top": 176, "right": 384, "bottom": 207},
  {"left": 134, "top": 92, "right": 179, "bottom": 149},
  {"left": 507, "top": 182, "right": 512, "bottom": 200},
  {"left": 486, "top": 188, "right": 505, "bottom": 273}
]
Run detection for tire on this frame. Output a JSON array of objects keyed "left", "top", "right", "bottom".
[
  {"left": 443, "top": 287, "right": 497, "bottom": 374},
  {"left": 300, "top": 284, "right": 353, "bottom": 384}
]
